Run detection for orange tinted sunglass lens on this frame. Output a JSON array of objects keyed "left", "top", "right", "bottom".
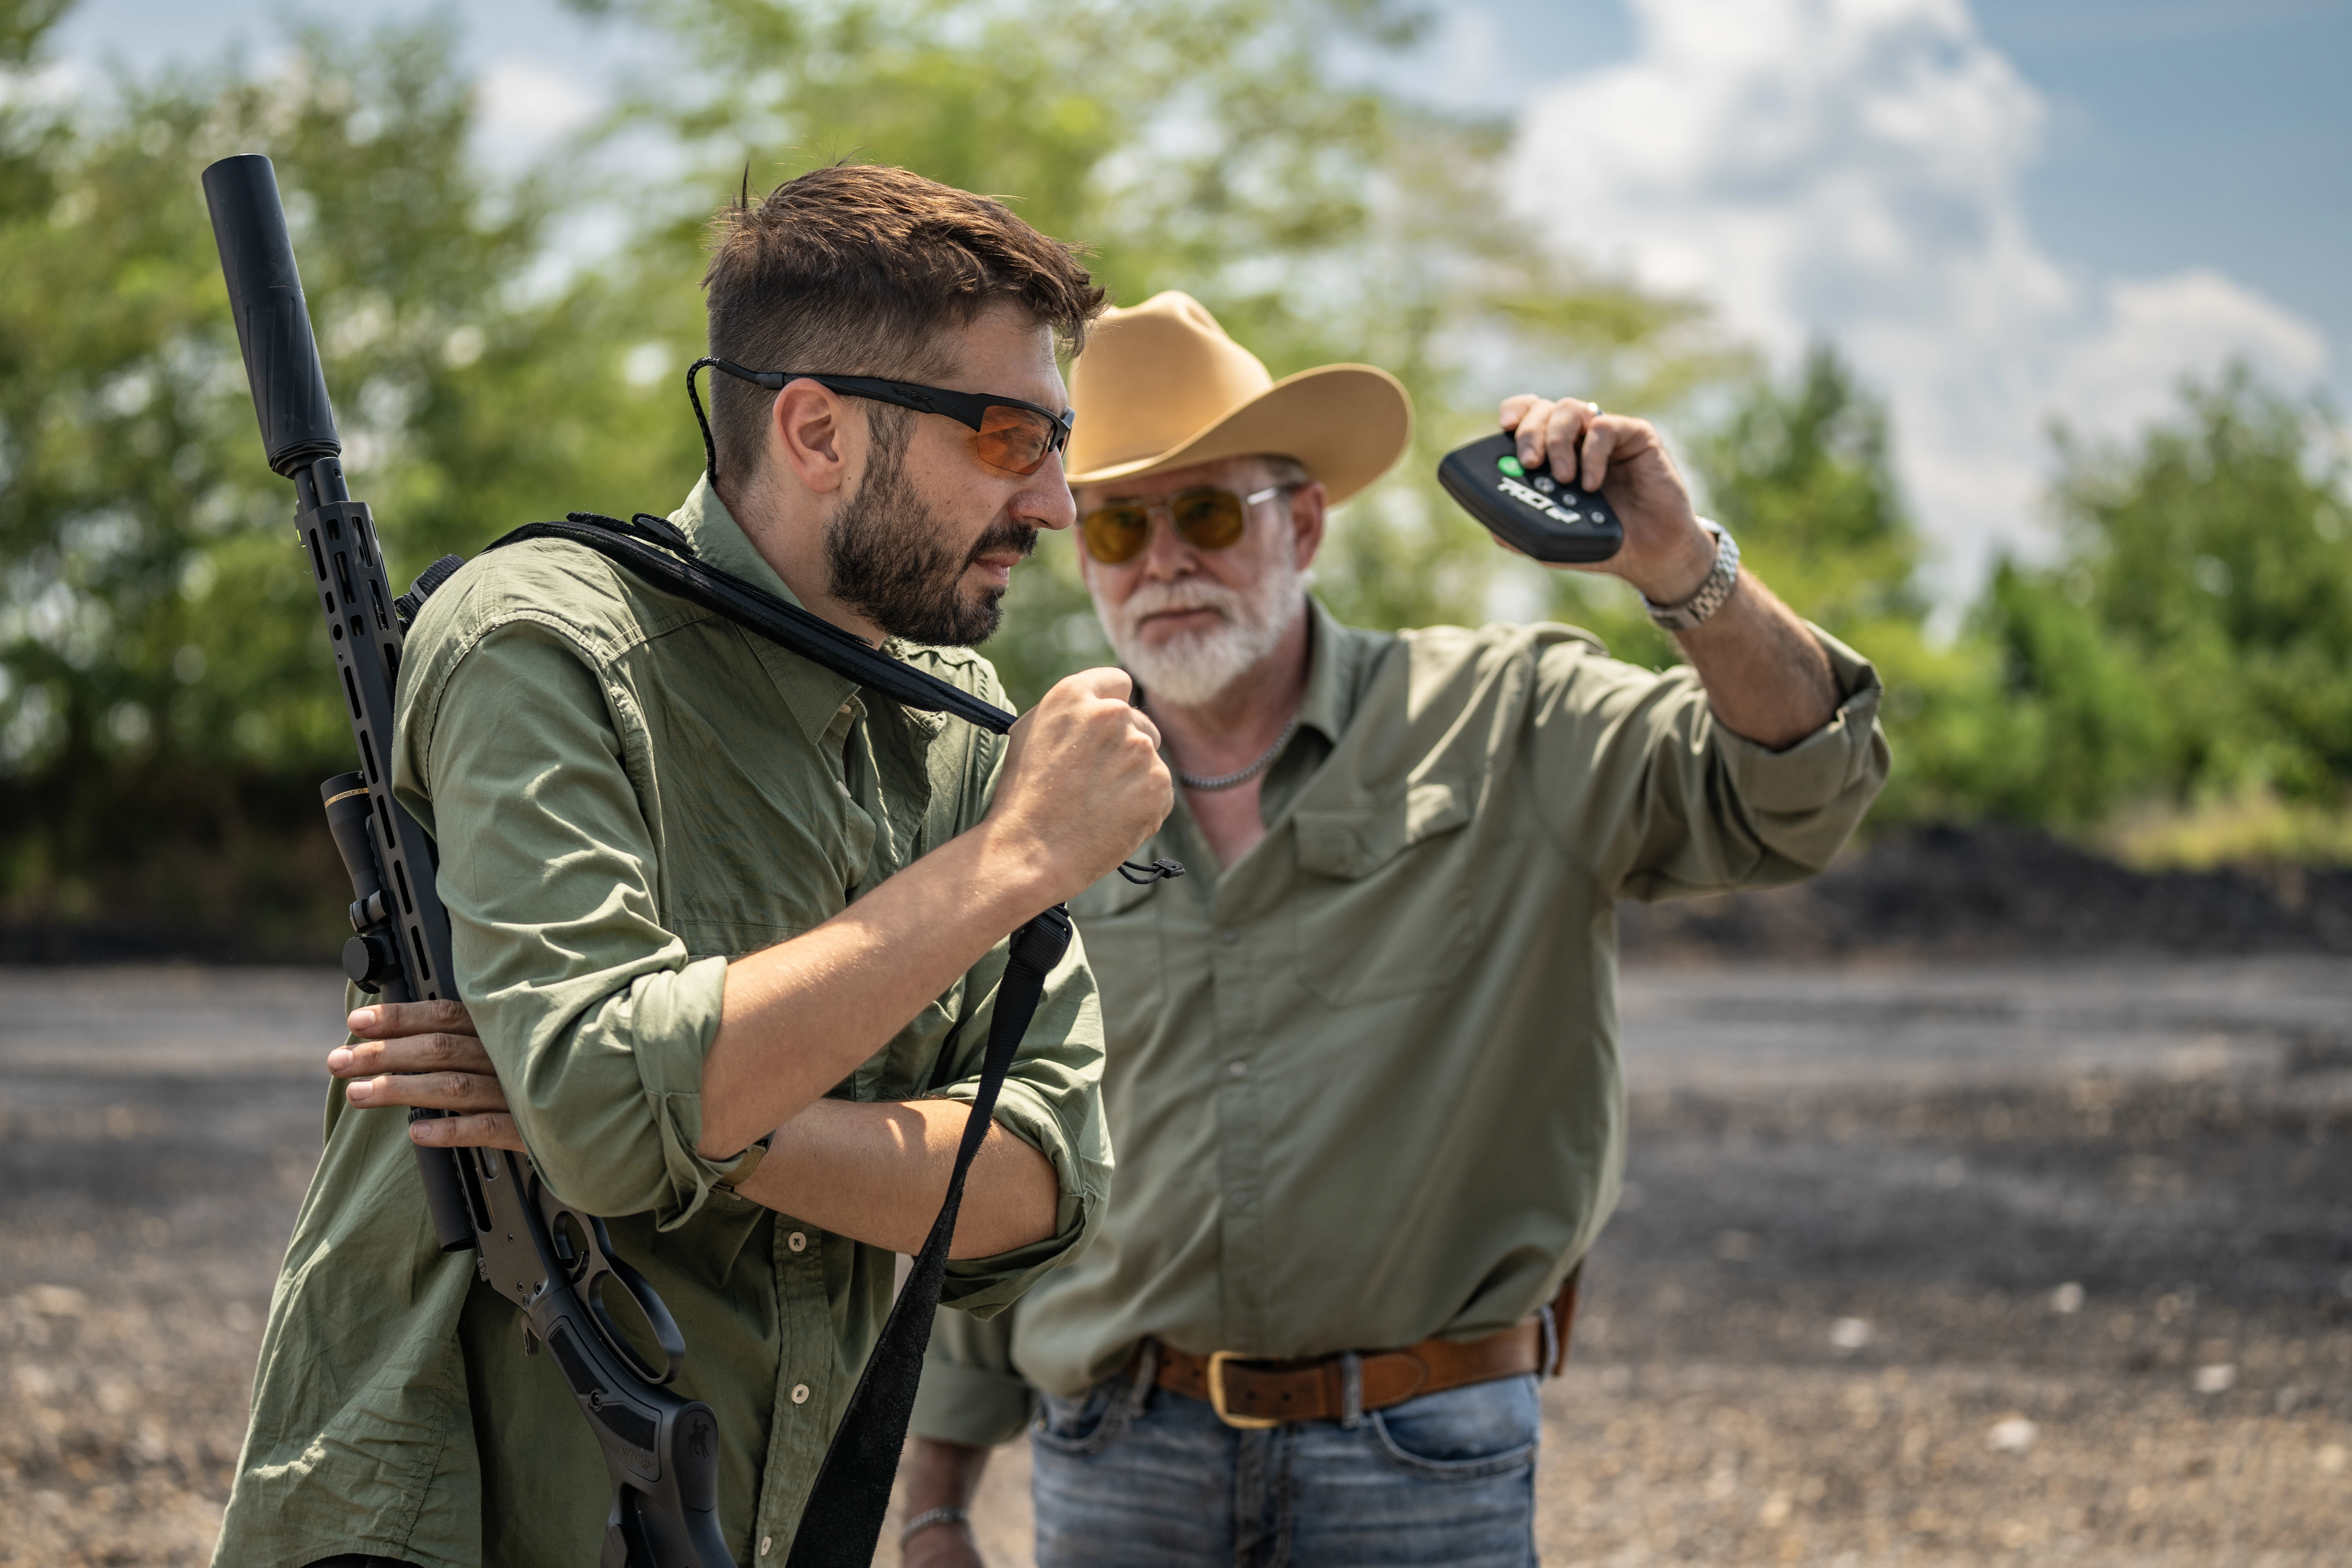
[
  {"left": 1170, "top": 488, "right": 1246, "bottom": 550},
  {"left": 1082, "top": 505, "right": 1152, "bottom": 564},
  {"left": 975, "top": 405, "right": 1057, "bottom": 475}
]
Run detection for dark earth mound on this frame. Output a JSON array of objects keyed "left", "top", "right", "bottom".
[
  {"left": 1621, "top": 824, "right": 2352, "bottom": 958},
  {"left": 12, "top": 823, "right": 2351, "bottom": 967}
]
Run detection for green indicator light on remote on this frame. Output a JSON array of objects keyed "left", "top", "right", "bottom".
[{"left": 1497, "top": 454, "right": 1524, "bottom": 477}]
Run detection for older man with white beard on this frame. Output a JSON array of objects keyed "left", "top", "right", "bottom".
[{"left": 901, "top": 290, "right": 1890, "bottom": 1568}]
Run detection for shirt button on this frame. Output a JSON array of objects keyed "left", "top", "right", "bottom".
[
  {"left": 787, "top": 1230, "right": 807, "bottom": 1253},
  {"left": 1218, "top": 929, "right": 1239, "bottom": 945},
  {"left": 791, "top": 1383, "right": 811, "bottom": 1405},
  {"left": 1227, "top": 1061, "right": 1248, "bottom": 1078},
  {"left": 759, "top": 1536, "right": 773, "bottom": 1556}
]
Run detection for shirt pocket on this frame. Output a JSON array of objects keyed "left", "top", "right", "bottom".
[{"left": 1288, "top": 775, "right": 1476, "bottom": 1006}]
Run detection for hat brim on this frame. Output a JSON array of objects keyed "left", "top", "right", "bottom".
[{"left": 1066, "top": 363, "right": 1413, "bottom": 508}]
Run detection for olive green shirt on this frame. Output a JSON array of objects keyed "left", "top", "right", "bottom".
[
  {"left": 914, "top": 598, "right": 1886, "bottom": 1443},
  {"left": 214, "top": 478, "right": 1110, "bottom": 1568}
]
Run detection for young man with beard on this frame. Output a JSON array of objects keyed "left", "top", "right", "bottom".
[
  {"left": 211, "top": 166, "right": 1171, "bottom": 1568},
  {"left": 897, "top": 291, "right": 1890, "bottom": 1567}
]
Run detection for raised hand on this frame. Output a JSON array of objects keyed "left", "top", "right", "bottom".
[
  {"left": 331, "top": 997, "right": 522, "bottom": 1152},
  {"left": 1497, "top": 394, "right": 1716, "bottom": 605}
]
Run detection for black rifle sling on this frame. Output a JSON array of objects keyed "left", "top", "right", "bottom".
[
  {"left": 783, "top": 906, "right": 1070, "bottom": 1568},
  {"left": 487, "top": 512, "right": 1020, "bottom": 732},
  {"left": 481, "top": 512, "right": 1068, "bottom": 1567}
]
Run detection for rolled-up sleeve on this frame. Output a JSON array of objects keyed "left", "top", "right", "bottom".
[
  {"left": 397, "top": 617, "right": 754, "bottom": 1228},
  {"left": 922, "top": 923, "right": 1112, "bottom": 1316},
  {"left": 1533, "top": 624, "right": 1890, "bottom": 900},
  {"left": 914, "top": 1300, "right": 1037, "bottom": 1447}
]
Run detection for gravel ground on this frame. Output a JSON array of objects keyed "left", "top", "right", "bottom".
[{"left": 6, "top": 958, "right": 2349, "bottom": 1567}]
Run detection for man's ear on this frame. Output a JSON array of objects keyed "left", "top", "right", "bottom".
[
  {"left": 768, "top": 380, "right": 862, "bottom": 496},
  {"left": 1289, "top": 480, "right": 1329, "bottom": 572}
]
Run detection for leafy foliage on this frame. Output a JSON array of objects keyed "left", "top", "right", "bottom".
[
  {"left": 2, "top": 0, "right": 2347, "bottom": 951},
  {"left": 1538, "top": 350, "right": 2352, "bottom": 837},
  {"left": 585, "top": 0, "right": 1731, "bottom": 703},
  {"left": 1989, "top": 369, "right": 2352, "bottom": 818},
  {"left": 0, "top": 16, "right": 697, "bottom": 940}
]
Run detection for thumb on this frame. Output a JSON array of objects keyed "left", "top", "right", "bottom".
[{"left": 1059, "top": 666, "right": 1136, "bottom": 704}]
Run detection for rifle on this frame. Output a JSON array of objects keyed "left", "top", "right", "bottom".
[{"left": 204, "top": 154, "right": 733, "bottom": 1568}]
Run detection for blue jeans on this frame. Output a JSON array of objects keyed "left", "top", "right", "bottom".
[{"left": 1029, "top": 1361, "right": 1541, "bottom": 1567}]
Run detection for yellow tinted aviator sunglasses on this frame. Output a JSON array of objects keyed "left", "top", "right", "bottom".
[{"left": 1080, "top": 483, "right": 1298, "bottom": 566}]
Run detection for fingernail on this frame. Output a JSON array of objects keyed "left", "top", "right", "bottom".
[
  {"left": 347, "top": 1079, "right": 371, "bottom": 1103},
  {"left": 348, "top": 1008, "right": 377, "bottom": 1031},
  {"left": 327, "top": 1047, "right": 353, "bottom": 1073}
]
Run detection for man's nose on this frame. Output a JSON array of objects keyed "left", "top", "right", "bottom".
[
  {"left": 1016, "top": 450, "right": 1078, "bottom": 531},
  {"left": 1135, "top": 508, "right": 1200, "bottom": 579}
]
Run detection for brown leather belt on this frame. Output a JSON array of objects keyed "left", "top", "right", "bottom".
[{"left": 1152, "top": 1268, "right": 1581, "bottom": 1429}]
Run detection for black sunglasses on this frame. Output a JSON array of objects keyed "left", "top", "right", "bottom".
[{"left": 689, "top": 357, "right": 1076, "bottom": 482}]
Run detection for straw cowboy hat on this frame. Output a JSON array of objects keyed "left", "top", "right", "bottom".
[{"left": 1065, "top": 291, "right": 1413, "bottom": 506}]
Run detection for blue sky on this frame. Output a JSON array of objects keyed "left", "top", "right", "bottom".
[
  {"left": 1449, "top": 0, "right": 2349, "bottom": 391},
  {"left": 45, "top": 0, "right": 2351, "bottom": 586}
]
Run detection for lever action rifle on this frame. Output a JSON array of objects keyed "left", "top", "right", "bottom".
[
  {"left": 203, "top": 154, "right": 733, "bottom": 1568},
  {"left": 205, "top": 153, "right": 1180, "bottom": 1567}
]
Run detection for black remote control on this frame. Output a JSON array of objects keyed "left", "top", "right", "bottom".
[{"left": 1436, "top": 432, "right": 1623, "bottom": 564}]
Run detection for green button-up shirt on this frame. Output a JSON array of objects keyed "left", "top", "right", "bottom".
[
  {"left": 915, "top": 597, "right": 1886, "bottom": 1442},
  {"left": 213, "top": 478, "right": 1110, "bottom": 1568}
]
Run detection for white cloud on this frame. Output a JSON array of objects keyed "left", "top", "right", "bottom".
[
  {"left": 475, "top": 60, "right": 600, "bottom": 165},
  {"left": 1511, "top": 0, "right": 2331, "bottom": 594},
  {"left": 2057, "top": 268, "right": 2327, "bottom": 432},
  {"left": 0, "top": 57, "right": 90, "bottom": 109}
]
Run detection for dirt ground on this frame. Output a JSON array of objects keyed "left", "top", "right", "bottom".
[{"left": 5, "top": 956, "right": 2348, "bottom": 1567}]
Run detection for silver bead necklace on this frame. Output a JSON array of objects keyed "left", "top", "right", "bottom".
[{"left": 1174, "top": 713, "right": 1301, "bottom": 792}]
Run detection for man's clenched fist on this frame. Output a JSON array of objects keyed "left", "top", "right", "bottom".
[{"left": 987, "top": 667, "right": 1172, "bottom": 905}]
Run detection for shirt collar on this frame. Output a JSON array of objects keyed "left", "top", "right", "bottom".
[
  {"left": 668, "top": 474, "right": 863, "bottom": 745},
  {"left": 1296, "top": 593, "right": 1367, "bottom": 747}
]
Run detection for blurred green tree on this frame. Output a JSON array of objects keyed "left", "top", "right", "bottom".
[
  {"left": 0, "top": 0, "right": 1725, "bottom": 950},
  {"left": 1987, "top": 367, "right": 2352, "bottom": 821},
  {"left": 1575, "top": 350, "right": 2352, "bottom": 836},
  {"left": 34, "top": 0, "right": 2340, "bottom": 950},
  {"left": 583, "top": 0, "right": 1730, "bottom": 705},
  {"left": 0, "top": 14, "right": 698, "bottom": 947}
]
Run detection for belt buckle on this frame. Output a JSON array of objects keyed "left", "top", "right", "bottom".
[{"left": 1205, "top": 1351, "right": 1283, "bottom": 1430}]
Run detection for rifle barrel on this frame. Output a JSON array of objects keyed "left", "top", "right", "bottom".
[{"left": 201, "top": 154, "right": 341, "bottom": 478}]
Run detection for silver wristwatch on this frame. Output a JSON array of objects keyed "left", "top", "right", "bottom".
[{"left": 1642, "top": 520, "right": 1740, "bottom": 631}]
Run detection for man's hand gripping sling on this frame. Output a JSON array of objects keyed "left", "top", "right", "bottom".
[{"left": 203, "top": 154, "right": 1177, "bottom": 1568}]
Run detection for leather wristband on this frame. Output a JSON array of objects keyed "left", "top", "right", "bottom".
[{"left": 1642, "top": 520, "right": 1739, "bottom": 631}]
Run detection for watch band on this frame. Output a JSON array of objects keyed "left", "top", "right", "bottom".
[{"left": 1642, "top": 520, "right": 1739, "bottom": 631}]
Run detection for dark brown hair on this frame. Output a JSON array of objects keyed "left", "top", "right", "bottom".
[{"left": 701, "top": 163, "right": 1105, "bottom": 481}]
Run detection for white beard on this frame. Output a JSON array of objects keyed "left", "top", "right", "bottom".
[{"left": 1096, "top": 550, "right": 1304, "bottom": 708}]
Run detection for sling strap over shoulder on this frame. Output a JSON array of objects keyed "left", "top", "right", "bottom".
[
  {"left": 482, "top": 511, "right": 1022, "bottom": 732},
  {"left": 445, "top": 511, "right": 1175, "bottom": 1567}
]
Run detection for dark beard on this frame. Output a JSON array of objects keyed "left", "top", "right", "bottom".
[{"left": 823, "top": 440, "right": 1036, "bottom": 646}]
